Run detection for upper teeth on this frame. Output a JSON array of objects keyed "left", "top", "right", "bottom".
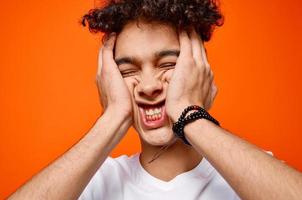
[{"left": 146, "top": 108, "right": 161, "bottom": 115}]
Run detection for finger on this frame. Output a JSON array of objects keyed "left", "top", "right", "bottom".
[
  {"left": 97, "top": 34, "right": 112, "bottom": 78},
  {"left": 102, "top": 33, "right": 120, "bottom": 76},
  {"left": 208, "top": 82, "right": 218, "bottom": 110},
  {"left": 203, "top": 69, "right": 214, "bottom": 107},
  {"left": 200, "top": 41, "right": 210, "bottom": 68},
  {"left": 178, "top": 30, "right": 193, "bottom": 60},
  {"left": 189, "top": 28, "right": 203, "bottom": 67},
  {"left": 205, "top": 71, "right": 214, "bottom": 101},
  {"left": 96, "top": 47, "right": 106, "bottom": 108},
  {"left": 95, "top": 73, "right": 108, "bottom": 108},
  {"left": 96, "top": 80, "right": 107, "bottom": 109},
  {"left": 161, "top": 69, "right": 174, "bottom": 84},
  {"left": 96, "top": 47, "right": 103, "bottom": 79}
]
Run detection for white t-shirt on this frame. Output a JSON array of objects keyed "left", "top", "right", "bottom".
[{"left": 78, "top": 152, "right": 241, "bottom": 200}]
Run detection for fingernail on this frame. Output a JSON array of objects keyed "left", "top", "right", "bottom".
[
  {"left": 108, "top": 32, "right": 116, "bottom": 40},
  {"left": 103, "top": 32, "right": 116, "bottom": 42}
]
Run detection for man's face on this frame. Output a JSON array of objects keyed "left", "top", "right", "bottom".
[{"left": 114, "top": 20, "right": 180, "bottom": 146}]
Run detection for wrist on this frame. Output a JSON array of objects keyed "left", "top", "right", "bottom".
[
  {"left": 106, "top": 104, "right": 132, "bottom": 118},
  {"left": 91, "top": 106, "right": 132, "bottom": 149},
  {"left": 104, "top": 106, "right": 132, "bottom": 127},
  {"left": 171, "top": 105, "right": 219, "bottom": 146},
  {"left": 168, "top": 102, "right": 204, "bottom": 123}
]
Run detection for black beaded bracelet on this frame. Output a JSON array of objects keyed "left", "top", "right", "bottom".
[{"left": 172, "top": 105, "right": 220, "bottom": 146}]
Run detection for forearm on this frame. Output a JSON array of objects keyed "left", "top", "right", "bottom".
[
  {"left": 8, "top": 108, "right": 131, "bottom": 200},
  {"left": 184, "top": 119, "right": 302, "bottom": 200}
]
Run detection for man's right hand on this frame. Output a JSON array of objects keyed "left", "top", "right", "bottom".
[
  {"left": 96, "top": 33, "right": 133, "bottom": 119},
  {"left": 7, "top": 32, "right": 134, "bottom": 200}
]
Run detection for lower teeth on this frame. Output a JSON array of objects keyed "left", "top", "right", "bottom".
[{"left": 147, "top": 114, "right": 161, "bottom": 121}]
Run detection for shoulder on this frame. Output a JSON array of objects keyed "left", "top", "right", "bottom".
[
  {"left": 94, "top": 153, "right": 138, "bottom": 177},
  {"left": 93, "top": 153, "right": 138, "bottom": 181},
  {"left": 105, "top": 153, "right": 139, "bottom": 177},
  {"left": 78, "top": 153, "right": 138, "bottom": 200},
  {"left": 203, "top": 159, "right": 240, "bottom": 199}
]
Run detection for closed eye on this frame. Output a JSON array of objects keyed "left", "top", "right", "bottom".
[
  {"left": 120, "top": 70, "right": 138, "bottom": 77},
  {"left": 159, "top": 62, "right": 176, "bottom": 69}
]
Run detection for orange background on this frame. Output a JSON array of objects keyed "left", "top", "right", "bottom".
[{"left": 1, "top": 0, "right": 302, "bottom": 198}]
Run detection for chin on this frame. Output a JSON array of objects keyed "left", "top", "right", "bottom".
[
  {"left": 132, "top": 100, "right": 177, "bottom": 146},
  {"left": 134, "top": 124, "right": 176, "bottom": 146}
]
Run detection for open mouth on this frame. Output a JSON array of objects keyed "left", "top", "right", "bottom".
[{"left": 138, "top": 101, "right": 167, "bottom": 129}]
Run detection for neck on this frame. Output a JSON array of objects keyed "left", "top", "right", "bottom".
[{"left": 139, "top": 139, "right": 203, "bottom": 182}]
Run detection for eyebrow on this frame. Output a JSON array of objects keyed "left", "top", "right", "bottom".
[
  {"left": 156, "top": 49, "right": 180, "bottom": 58},
  {"left": 115, "top": 49, "right": 180, "bottom": 66}
]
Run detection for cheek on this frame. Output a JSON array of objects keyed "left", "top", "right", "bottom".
[
  {"left": 124, "top": 77, "right": 138, "bottom": 95},
  {"left": 162, "top": 69, "right": 174, "bottom": 83}
]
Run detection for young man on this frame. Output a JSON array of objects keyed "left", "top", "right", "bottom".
[{"left": 8, "top": 0, "right": 302, "bottom": 199}]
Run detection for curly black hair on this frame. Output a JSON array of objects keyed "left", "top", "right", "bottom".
[{"left": 82, "top": 0, "right": 223, "bottom": 42}]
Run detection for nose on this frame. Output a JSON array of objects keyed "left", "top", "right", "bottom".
[{"left": 136, "top": 73, "right": 163, "bottom": 99}]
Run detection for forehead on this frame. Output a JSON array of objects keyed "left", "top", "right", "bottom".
[{"left": 114, "top": 20, "right": 180, "bottom": 59}]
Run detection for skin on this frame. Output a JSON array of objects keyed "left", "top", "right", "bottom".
[
  {"left": 113, "top": 21, "right": 207, "bottom": 179},
  {"left": 8, "top": 20, "right": 302, "bottom": 200}
]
